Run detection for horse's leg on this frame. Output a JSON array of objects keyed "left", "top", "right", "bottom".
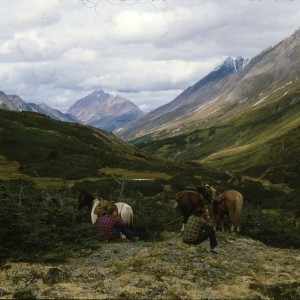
[
  {"left": 229, "top": 215, "right": 234, "bottom": 232},
  {"left": 221, "top": 216, "right": 225, "bottom": 232},
  {"left": 236, "top": 217, "right": 241, "bottom": 232},
  {"left": 228, "top": 209, "right": 237, "bottom": 232},
  {"left": 212, "top": 215, "right": 217, "bottom": 231},
  {"left": 209, "top": 204, "right": 217, "bottom": 230},
  {"left": 181, "top": 223, "right": 185, "bottom": 234},
  {"left": 181, "top": 214, "right": 189, "bottom": 234}
]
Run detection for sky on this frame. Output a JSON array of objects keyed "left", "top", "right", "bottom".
[{"left": 1, "top": 0, "right": 300, "bottom": 113}]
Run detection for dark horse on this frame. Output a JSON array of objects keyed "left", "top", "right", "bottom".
[
  {"left": 175, "top": 189, "right": 205, "bottom": 233},
  {"left": 76, "top": 191, "right": 133, "bottom": 228},
  {"left": 196, "top": 185, "right": 244, "bottom": 232}
]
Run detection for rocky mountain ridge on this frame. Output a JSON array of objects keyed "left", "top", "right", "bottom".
[
  {"left": 115, "top": 56, "right": 249, "bottom": 139},
  {"left": 0, "top": 232, "right": 299, "bottom": 299},
  {"left": 0, "top": 91, "right": 80, "bottom": 124}
]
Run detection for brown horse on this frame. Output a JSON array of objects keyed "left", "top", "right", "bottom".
[
  {"left": 197, "top": 186, "right": 244, "bottom": 232},
  {"left": 175, "top": 190, "right": 205, "bottom": 233}
]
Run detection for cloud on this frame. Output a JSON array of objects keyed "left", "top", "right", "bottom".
[
  {"left": 109, "top": 10, "right": 169, "bottom": 42},
  {"left": 0, "top": 0, "right": 300, "bottom": 113},
  {"left": 62, "top": 48, "right": 100, "bottom": 62}
]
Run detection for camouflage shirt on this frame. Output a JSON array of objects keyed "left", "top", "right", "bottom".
[{"left": 182, "top": 215, "right": 213, "bottom": 243}]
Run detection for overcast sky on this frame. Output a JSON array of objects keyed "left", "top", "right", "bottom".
[{"left": 1, "top": 0, "right": 300, "bottom": 112}]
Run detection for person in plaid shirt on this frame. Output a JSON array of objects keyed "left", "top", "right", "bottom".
[
  {"left": 98, "top": 205, "right": 134, "bottom": 241},
  {"left": 183, "top": 207, "right": 219, "bottom": 253}
]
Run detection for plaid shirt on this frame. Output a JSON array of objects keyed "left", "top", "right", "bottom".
[
  {"left": 98, "top": 214, "right": 127, "bottom": 240},
  {"left": 183, "top": 214, "right": 213, "bottom": 243}
]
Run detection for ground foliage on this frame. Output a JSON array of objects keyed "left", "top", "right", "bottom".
[
  {"left": 0, "top": 233, "right": 299, "bottom": 299},
  {"left": 0, "top": 176, "right": 299, "bottom": 266}
]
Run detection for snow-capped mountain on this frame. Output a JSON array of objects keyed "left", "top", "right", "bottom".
[
  {"left": 116, "top": 56, "right": 249, "bottom": 139},
  {"left": 214, "top": 56, "right": 249, "bottom": 72},
  {"left": 67, "top": 90, "right": 145, "bottom": 132}
]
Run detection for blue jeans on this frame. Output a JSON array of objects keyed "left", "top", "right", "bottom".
[{"left": 114, "top": 227, "right": 134, "bottom": 240}]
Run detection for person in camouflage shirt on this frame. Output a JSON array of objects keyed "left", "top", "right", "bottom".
[{"left": 182, "top": 207, "right": 219, "bottom": 253}]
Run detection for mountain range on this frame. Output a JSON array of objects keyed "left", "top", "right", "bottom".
[
  {"left": 0, "top": 56, "right": 251, "bottom": 134},
  {"left": 0, "top": 89, "right": 145, "bottom": 132},
  {"left": 0, "top": 92, "right": 80, "bottom": 123}
]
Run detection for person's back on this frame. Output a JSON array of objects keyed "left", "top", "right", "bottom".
[
  {"left": 99, "top": 213, "right": 127, "bottom": 240},
  {"left": 182, "top": 207, "right": 219, "bottom": 253},
  {"left": 183, "top": 214, "right": 207, "bottom": 243}
]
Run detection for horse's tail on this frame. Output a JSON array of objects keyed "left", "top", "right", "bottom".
[
  {"left": 232, "top": 193, "right": 244, "bottom": 230},
  {"left": 125, "top": 205, "right": 134, "bottom": 229},
  {"left": 116, "top": 203, "right": 133, "bottom": 229},
  {"left": 129, "top": 207, "right": 134, "bottom": 230},
  {"left": 91, "top": 199, "right": 100, "bottom": 225}
]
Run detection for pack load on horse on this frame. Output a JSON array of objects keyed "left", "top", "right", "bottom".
[
  {"left": 196, "top": 185, "right": 244, "bottom": 232},
  {"left": 76, "top": 191, "right": 133, "bottom": 228}
]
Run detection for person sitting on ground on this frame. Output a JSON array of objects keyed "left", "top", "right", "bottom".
[
  {"left": 182, "top": 207, "right": 219, "bottom": 253},
  {"left": 98, "top": 205, "right": 136, "bottom": 242}
]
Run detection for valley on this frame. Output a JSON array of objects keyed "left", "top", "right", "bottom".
[{"left": 0, "top": 29, "right": 299, "bottom": 289}]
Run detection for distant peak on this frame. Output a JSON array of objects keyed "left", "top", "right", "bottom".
[
  {"left": 38, "top": 102, "right": 48, "bottom": 107},
  {"left": 214, "top": 56, "right": 249, "bottom": 72},
  {"left": 92, "top": 89, "right": 106, "bottom": 95}
]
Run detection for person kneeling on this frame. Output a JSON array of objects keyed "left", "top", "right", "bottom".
[
  {"left": 98, "top": 205, "right": 135, "bottom": 242},
  {"left": 182, "top": 207, "right": 219, "bottom": 253}
]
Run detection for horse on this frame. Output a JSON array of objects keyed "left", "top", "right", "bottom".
[
  {"left": 175, "top": 189, "right": 205, "bottom": 233},
  {"left": 197, "top": 185, "right": 243, "bottom": 232},
  {"left": 76, "top": 191, "right": 133, "bottom": 228}
]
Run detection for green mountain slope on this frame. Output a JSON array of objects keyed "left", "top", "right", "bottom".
[
  {"left": 134, "top": 83, "right": 300, "bottom": 189},
  {"left": 0, "top": 109, "right": 187, "bottom": 184}
]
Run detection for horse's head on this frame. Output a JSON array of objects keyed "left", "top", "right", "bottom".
[
  {"left": 205, "top": 185, "right": 219, "bottom": 200},
  {"left": 76, "top": 191, "right": 94, "bottom": 212},
  {"left": 196, "top": 185, "right": 213, "bottom": 202}
]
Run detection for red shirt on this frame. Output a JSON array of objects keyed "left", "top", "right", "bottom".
[{"left": 98, "top": 214, "right": 127, "bottom": 240}]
